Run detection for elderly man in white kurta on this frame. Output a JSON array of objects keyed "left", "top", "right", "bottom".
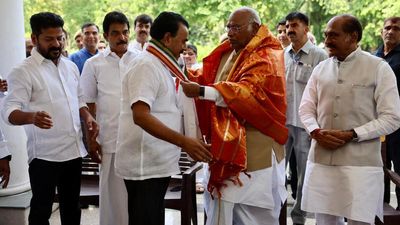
[
  {"left": 80, "top": 11, "right": 140, "bottom": 225},
  {"left": 299, "top": 14, "right": 400, "bottom": 225}
]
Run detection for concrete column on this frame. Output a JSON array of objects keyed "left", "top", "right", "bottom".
[{"left": 0, "top": 0, "right": 30, "bottom": 196}]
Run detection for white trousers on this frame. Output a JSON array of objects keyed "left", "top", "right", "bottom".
[
  {"left": 205, "top": 182, "right": 281, "bottom": 225},
  {"left": 315, "top": 213, "right": 372, "bottom": 225},
  {"left": 99, "top": 153, "right": 128, "bottom": 225}
]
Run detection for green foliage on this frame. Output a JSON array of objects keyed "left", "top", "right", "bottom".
[{"left": 24, "top": 0, "right": 397, "bottom": 57}]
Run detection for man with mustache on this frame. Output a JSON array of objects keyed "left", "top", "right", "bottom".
[
  {"left": 2, "top": 12, "right": 97, "bottom": 225},
  {"left": 115, "top": 11, "right": 212, "bottom": 225},
  {"left": 128, "top": 14, "right": 152, "bottom": 51},
  {"left": 70, "top": 22, "right": 100, "bottom": 73},
  {"left": 80, "top": 11, "right": 140, "bottom": 225},
  {"left": 284, "top": 11, "right": 328, "bottom": 225},
  {"left": 375, "top": 16, "right": 400, "bottom": 210},
  {"left": 182, "top": 7, "right": 288, "bottom": 225},
  {"left": 299, "top": 14, "right": 400, "bottom": 225}
]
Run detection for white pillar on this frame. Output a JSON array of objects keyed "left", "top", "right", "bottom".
[{"left": 0, "top": 0, "right": 30, "bottom": 196}]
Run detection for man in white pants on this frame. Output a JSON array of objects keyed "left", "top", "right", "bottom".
[
  {"left": 299, "top": 14, "right": 400, "bottom": 225},
  {"left": 80, "top": 11, "right": 140, "bottom": 225}
]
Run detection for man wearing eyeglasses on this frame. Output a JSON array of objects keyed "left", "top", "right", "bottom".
[
  {"left": 182, "top": 7, "right": 288, "bottom": 225},
  {"left": 375, "top": 16, "right": 400, "bottom": 211},
  {"left": 284, "top": 12, "right": 328, "bottom": 225}
]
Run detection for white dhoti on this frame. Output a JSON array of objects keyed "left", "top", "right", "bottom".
[
  {"left": 301, "top": 161, "right": 383, "bottom": 224},
  {"left": 99, "top": 153, "right": 129, "bottom": 225},
  {"left": 205, "top": 154, "right": 286, "bottom": 225}
]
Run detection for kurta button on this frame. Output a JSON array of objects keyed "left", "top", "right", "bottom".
[
  {"left": 333, "top": 113, "right": 338, "bottom": 117},
  {"left": 335, "top": 96, "right": 340, "bottom": 100},
  {"left": 337, "top": 79, "right": 343, "bottom": 84}
]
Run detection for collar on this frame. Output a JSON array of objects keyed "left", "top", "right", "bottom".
[
  {"left": 333, "top": 46, "right": 361, "bottom": 63},
  {"left": 376, "top": 43, "right": 400, "bottom": 57},
  {"left": 103, "top": 47, "right": 112, "bottom": 57},
  {"left": 288, "top": 39, "right": 313, "bottom": 55},
  {"left": 82, "top": 47, "right": 98, "bottom": 56},
  {"left": 31, "top": 47, "right": 60, "bottom": 65}
]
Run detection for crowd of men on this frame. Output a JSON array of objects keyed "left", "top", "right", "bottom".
[{"left": 0, "top": 5, "right": 399, "bottom": 225}]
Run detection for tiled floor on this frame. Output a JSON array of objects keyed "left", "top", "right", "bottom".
[{"left": 49, "top": 185, "right": 397, "bottom": 225}]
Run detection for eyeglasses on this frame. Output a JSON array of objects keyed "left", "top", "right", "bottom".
[{"left": 225, "top": 23, "right": 249, "bottom": 33}]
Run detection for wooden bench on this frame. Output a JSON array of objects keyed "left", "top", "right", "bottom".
[
  {"left": 165, "top": 152, "right": 203, "bottom": 225},
  {"left": 375, "top": 141, "right": 400, "bottom": 225}
]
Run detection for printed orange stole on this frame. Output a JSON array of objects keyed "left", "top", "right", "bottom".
[{"left": 189, "top": 25, "right": 288, "bottom": 196}]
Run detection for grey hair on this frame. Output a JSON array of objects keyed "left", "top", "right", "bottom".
[{"left": 235, "top": 6, "right": 261, "bottom": 25}]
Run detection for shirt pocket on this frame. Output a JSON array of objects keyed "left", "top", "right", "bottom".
[
  {"left": 351, "top": 83, "right": 375, "bottom": 112},
  {"left": 295, "top": 65, "right": 313, "bottom": 84}
]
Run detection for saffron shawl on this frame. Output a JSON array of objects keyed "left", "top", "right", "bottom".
[{"left": 189, "top": 25, "right": 288, "bottom": 196}]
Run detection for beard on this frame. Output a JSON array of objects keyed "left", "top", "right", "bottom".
[{"left": 37, "top": 42, "right": 63, "bottom": 61}]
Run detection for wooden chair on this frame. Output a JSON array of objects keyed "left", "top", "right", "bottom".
[
  {"left": 54, "top": 156, "right": 100, "bottom": 206},
  {"left": 375, "top": 140, "right": 400, "bottom": 225},
  {"left": 164, "top": 152, "right": 203, "bottom": 225}
]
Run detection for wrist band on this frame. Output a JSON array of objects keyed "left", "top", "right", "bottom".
[{"left": 199, "top": 86, "right": 205, "bottom": 97}]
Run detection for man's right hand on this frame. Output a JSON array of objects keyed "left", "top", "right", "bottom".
[
  {"left": 181, "top": 137, "right": 212, "bottom": 162},
  {"left": 311, "top": 129, "right": 346, "bottom": 150},
  {"left": 87, "top": 140, "right": 102, "bottom": 163},
  {"left": 32, "top": 111, "right": 53, "bottom": 129}
]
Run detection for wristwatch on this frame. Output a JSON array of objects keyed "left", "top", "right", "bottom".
[
  {"left": 199, "top": 86, "right": 205, "bottom": 97},
  {"left": 351, "top": 129, "right": 358, "bottom": 142}
]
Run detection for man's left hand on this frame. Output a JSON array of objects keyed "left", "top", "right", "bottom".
[
  {"left": 180, "top": 81, "right": 200, "bottom": 98},
  {"left": 0, "top": 159, "right": 10, "bottom": 188}
]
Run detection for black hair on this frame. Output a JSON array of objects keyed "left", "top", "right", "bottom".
[
  {"left": 81, "top": 22, "right": 99, "bottom": 32},
  {"left": 285, "top": 12, "right": 309, "bottom": 26},
  {"left": 186, "top": 44, "right": 197, "bottom": 55},
  {"left": 341, "top": 14, "right": 363, "bottom": 42},
  {"left": 150, "top": 12, "right": 189, "bottom": 41},
  {"left": 30, "top": 12, "right": 64, "bottom": 36},
  {"left": 276, "top": 19, "right": 286, "bottom": 29},
  {"left": 103, "top": 11, "right": 130, "bottom": 34},
  {"left": 134, "top": 14, "right": 153, "bottom": 26}
]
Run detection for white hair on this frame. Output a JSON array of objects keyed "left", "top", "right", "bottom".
[{"left": 235, "top": 6, "right": 261, "bottom": 25}]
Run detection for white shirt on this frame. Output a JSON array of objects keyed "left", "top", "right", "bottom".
[
  {"left": 299, "top": 47, "right": 400, "bottom": 223},
  {"left": 2, "top": 48, "right": 87, "bottom": 163},
  {"left": 128, "top": 39, "right": 147, "bottom": 52},
  {"left": 299, "top": 47, "right": 400, "bottom": 166},
  {"left": 115, "top": 51, "right": 181, "bottom": 180},
  {"left": 80, "top": 47, "right": 140, "bottom": 153},
  {"left": 285, "top": 40, "right": 328, "bottom": 128}
]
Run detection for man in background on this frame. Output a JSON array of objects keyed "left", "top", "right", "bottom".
[
  {"left": 128, "top": 14, "right": 152, "bottom": 51},
  {"left": 375, "top": 16, "right": 400, "bottom": 210},
  {"left": 70, "top": 23, "right": 100, "bottom": 73}
]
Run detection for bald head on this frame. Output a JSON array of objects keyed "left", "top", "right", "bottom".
[
  {"left": 328, "top": 14, "right": 362, "bottom": 42},
  {"left": 230, "top": 7, "right": 261, "bottom": 25},
  {"left": 226, "top": 7, "right": 261, "bottom": 51},
  {"left": 324, "top": 14, "right": 361, "bottom": 61}
]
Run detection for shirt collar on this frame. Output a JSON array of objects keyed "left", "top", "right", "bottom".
[
  {"left": 288, "top": 39, "right": 313, "bottom": 55},
  {"left": 333, "top": 46, "right": 361, "bottom": 63},
  {"left": 82, "top": 47, "right": 98, "bottom": 56},
  {"left": 103, "top": 47, "right": 112, "bottom": 57},
  {"left": 31, "top": 47, "right": 60, "bottom": 65}
]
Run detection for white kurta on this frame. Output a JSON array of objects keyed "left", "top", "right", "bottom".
[{"left": 299, "top": 47, "right": 400, "bottom": 223}]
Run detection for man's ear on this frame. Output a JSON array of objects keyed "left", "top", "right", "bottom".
[
  {"left": 31, "top": 34, "right": 37, "bottom": 46},
  {"left": 161, "top": 32, "right": 172, "bottom": 47},
  {"left": 103, "top": 33, "right": 108, "bottom": 42}
]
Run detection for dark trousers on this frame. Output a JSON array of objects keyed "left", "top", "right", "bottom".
[
  {"left": 384, "top": 128, "right": 400, "bottom": 208},
  {"left": 28, "top": 158, "right": 82, "bottom": 225},
  {"left": 124, "top": 177, "right": 171, "bottom": 225}
]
